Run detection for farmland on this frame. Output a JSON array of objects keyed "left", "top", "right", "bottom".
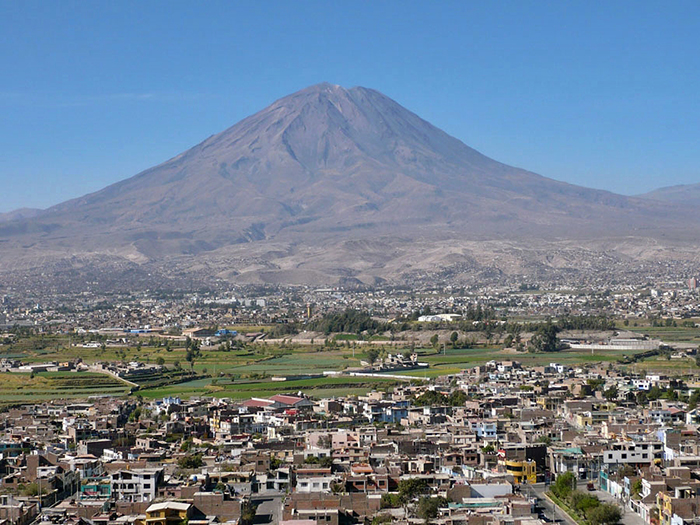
[
  {"left": 0, "top": 371, "right": 131, "bottom": 404},
  {"left": 2, "top": 320, "right": 699, "bottom": 403}
]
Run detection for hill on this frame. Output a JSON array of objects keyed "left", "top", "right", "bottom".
[
  {"left": 0, "top": 207, "right": 43, "bottom": 223},
  {"left": 637, "top": 183, "right": 700, "bottom": 207}
]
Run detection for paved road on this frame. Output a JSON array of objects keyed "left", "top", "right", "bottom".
[
  {"left": 520, "top": 483, "right": 579, "bottom": 525},
  {"left": 593, "top": 490, "right": 647, "bottom": 525}
]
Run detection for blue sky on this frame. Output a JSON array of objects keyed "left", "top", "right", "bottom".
[{"left": 1, "top": 1, "right": 698, "bottom": 212}]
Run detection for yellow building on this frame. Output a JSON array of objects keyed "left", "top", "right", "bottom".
[
  {"left": 575, "top": 413, "right": 593, "bottom": 428},
  {"left": 502, "top": 459, "right": 537, "bottom": 484},
  {"left": 536, "top": 397, "right": 557, "bottom": 411},
  {"left": 142, "top": 502, "right": 193, "bottom": 525}
]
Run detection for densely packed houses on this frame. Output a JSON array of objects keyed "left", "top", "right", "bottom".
[{"left": 0, "top": 361, "right": 699, "bottom": 524}]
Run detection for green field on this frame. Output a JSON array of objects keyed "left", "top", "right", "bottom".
[
  {"left": 408, "top": 345, "right": 649, "bottom": 376},
  {"left": 138, "top": 374, "right": 400, "bottom": 400},
  {"left": 626, "top": 326, "right": 700, "bottom": 343},
  {"left": 1, "top": 326, "right": 698, "bottom": 403},
  {"left": 0, "top": 371, "right": 131, "bottom": 403}
]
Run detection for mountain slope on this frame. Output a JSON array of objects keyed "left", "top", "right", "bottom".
[
  {"left": 0, "top": 208, "right": 43, "bottom": 223},
  {"left": 0, "top": 83, "right": 698, "bottom": 287},
  {"left": 637, "top": 183, "right": 700, "bottom": 206}
]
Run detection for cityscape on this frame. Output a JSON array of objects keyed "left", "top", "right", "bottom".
[{"left": 2, "top": 3, "right": 700, "bottom": 525}]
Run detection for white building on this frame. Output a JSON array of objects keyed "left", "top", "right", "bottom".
[
  {"left": 603, "top": 442, "right": 663, "bottom": 465},
  {"left": 110, "top": 468, "right": 163, "bottom": 502}
]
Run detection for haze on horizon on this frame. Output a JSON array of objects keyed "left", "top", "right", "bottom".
[{"left": 1, "top": 1, "right": 699, "bottom": 213}]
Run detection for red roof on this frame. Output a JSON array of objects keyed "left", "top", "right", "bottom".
[
  {"left": 243, "top": 399, "right": 274, "bottom": 407},
  {"left": 270, "top": 394, "right": 304, "bottom": 405}
]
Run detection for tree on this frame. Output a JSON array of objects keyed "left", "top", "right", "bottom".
[
  {"left": 156, "top": 356, "right": 165, "bottom": 366},
  {"left": 552, "top": 472, "right": 577, "bottom": 500},
  {"left": 450, "top": 331, "right": 459, "bottom": 348},
  {"left": 631, "top": 479, "right": 643, "bottom": 499},
  {"left": 128, "top": 407, "right": 142, "bottom": 422},
  {"left": 178, "top": 454, "right": 204, "bottom": 469},
  {"left": 239, "top": 501, "right": 258, "bottom": 525},
  {"left": 587, "top": 503, "right": 622, "bottom": 525},
  {"left": 430, "top": 334, "right": 439, "bottom": 349},
  {"left": 366, "top": 349, "right": 380, "bottom": 366},
  {"left": 604, "top": 385, "right": 619, "bottom": 401},
  {"left": 380, "top": 493, "right": 402, "bottom": 508},
  {"left": 528, "top": 322, "right": 561, "bottom": 352},
  {"left": 398, "top": 478, "right": 428, "bottom": 503},
  {"left": 570, "top": 490, "right": 600, "bottom": 514},
  {"left": 448, "top": 389, "right": 468, "bottom": 406},
  {"left": 689, "top": 390, "right": 700, "bottom": 409},
  {"left": 417, "top": 496, "right": 448, "bottom": 522},
  {"left": 635, "top": 390, "right": 648, "bottom": 406}
]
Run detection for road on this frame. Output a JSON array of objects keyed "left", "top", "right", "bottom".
[
  {"left": 593, "top": 490, "right": 647, "bottom": 525},
  {"left": 522, "top": 483, "right": 578, "bottom": 525}
]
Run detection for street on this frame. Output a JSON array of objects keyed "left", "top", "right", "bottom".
[
  {"left": 593, "top": 490, "right": 647, "bottom": 525},
  {"left": 521, "top": 483, "right": 577, "bottom": 525}
]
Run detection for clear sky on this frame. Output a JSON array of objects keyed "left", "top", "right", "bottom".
[{"left": 1, "top": 1, "right": 699, "bottom": 212}]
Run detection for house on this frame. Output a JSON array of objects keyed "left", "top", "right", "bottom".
[
  {"left": 110, "top": 468, "right": 163, "bottom": 502},
  {"left": 142, "top": 501, "right": 193, "bottom": 525}
]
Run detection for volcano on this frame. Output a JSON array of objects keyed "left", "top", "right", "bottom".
[{"left": 1, "top": 83, "right": 697, "bottom": 288}]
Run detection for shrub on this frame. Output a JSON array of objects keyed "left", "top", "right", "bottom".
[
  {"left": 587, "top": 503, "right": 622, "bottom": 525},
  {"left": 178, "top": 454, "right": 203, "bottom": 469}
]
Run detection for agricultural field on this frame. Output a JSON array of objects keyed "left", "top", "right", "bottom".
[
  {"left": 626, "top": 326, "right": 700, "bottom": 343},
  {"left": 0, "top": 371, "right": 131, "bottom": 404},
  {"left": 137, "top": 374, "right": 400, "bottom": 400},
  {"left": 2, "top": 324, "right": 699, "bottom": 403},
  {"left": 399, "top": 345, "right": 652, "bottom": 377}
]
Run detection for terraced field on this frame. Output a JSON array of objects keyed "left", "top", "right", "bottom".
[
  {"left": 0, "top": 328, "right": 690, "bottom": 404},
  {"left": 0, "top": 372, "right": 131, "bottom": 403}
]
